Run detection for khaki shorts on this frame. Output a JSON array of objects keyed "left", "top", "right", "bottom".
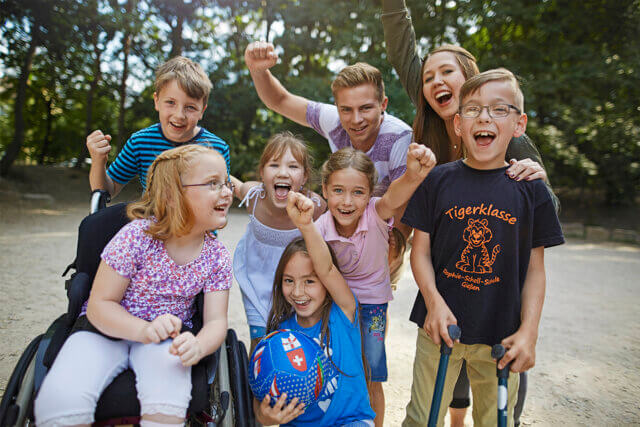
[{"left": 403, "top": 328, "right": 519, "bottom": 427}]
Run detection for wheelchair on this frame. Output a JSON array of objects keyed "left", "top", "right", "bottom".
[{"left": 0, "top": 191, "right": 254, "bottom": 426}]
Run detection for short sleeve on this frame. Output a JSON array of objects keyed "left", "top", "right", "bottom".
[
  {"left": 101, "top": 221, "right": 146, "bottom": 278},
  {"left": 402, "top": 178, "right": 432, "bottom": 234},
  {"left": 314, "top": 211, "right": 331, "bottom": 237},
  {"left": 330, "top": 298, "right": 359, "bottom": 329},
  {"left": 531, "top": 182, "right": 565, "bottom": 248},
  {"left": 204, "top": 242, "right": 233, "bottom": 292},
  {"left": 369, "top": 197, "right": 393, "bottom": 236},
  {"left": 306, "top": 101, "right": 327, "bottom": 137},
  {"left": 388, "top": 132, "right": 411, "bottom": 182},
  {"left": 107, "top": 135, "right": 138, "bottom": 184}
]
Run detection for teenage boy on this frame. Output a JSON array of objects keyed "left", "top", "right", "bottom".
[
  {"left": 401, "top": 68, "right": 564, "bottom": 427},
  {"left": 244, "top": 41, "right": 411, "bottom": 427},
  {"left": 87, "top": 56, "right": 230, "bottom": 198}
]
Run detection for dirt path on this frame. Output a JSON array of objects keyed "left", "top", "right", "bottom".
[{"left": 1, "top": 166, "right": 639, "bottom": 426}]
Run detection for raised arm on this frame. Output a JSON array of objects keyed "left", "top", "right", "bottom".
[
  {"left": 286, "top": 191, "right": 356, "bottom": 322},
  {"left": 245, "top": 42, "right": 310, "bottom": 127},
  {"left": 381, "top": 0, "right": 423, "bottom": 107},
  {"left": 376, "top": 143, "right": 436, "bottom": 221},
  {"left": 87, "top": 129, "right": 123, "bottom": 197}
]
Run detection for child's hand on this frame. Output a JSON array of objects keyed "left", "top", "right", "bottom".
[
  {"left": 255, "top": 394, "right": 305, "bottom": 425},
  {"left": 86, "top": 130, "right": 112, "bottom": 166},
  {"left": 142, "top": 313, "right": 182, "bottom": 344},
  {"left": 170, "top": 331, "right": 204, "bottom": 366},
  {"left": 406, "top": 143, "right": 436, "bottom": 181},
  {"left": 286, "top": 191, "right": 314, "bottom": 228},
  {"left": 245, "top": 41, "right": 279, "bottom": 73},
  {"left": 507, "top": 158, "right": 547, "bottom": 182},
  {"left": 423, "top": 296, "right": 458, "bottom": 347},
  {"left": 498, "top": 328, "right": 538, "bottom": 372}
]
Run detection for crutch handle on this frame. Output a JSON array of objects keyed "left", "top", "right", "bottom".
[
  {"left": 440, "top": 324, "right": 462, "bottom": 355},
  {"left": 491, "top": 344, "right": 510, "bottom": 378}
]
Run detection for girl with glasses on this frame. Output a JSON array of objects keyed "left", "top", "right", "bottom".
[{"left": 35, "top": 145, "right": 232, "bottom": 427}]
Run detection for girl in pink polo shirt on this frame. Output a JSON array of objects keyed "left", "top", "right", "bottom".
[{"left": 315, "top": 144, "right": 436, "bottom": 426}]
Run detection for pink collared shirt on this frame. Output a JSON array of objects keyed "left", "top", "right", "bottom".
[{"left": 316, "top": 197, "right": 393, "bottom": 304}]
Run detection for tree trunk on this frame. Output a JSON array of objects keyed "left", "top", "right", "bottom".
[
  {"left": 169, "top": 15, "right": 184, "bottom": 58},
  {"left": 38, "top": 96, "right": 54, "bottom": 164},
  {"left": 0, "top": 22, "right": 41, "bottom": 176},
  {"left": 116, "top": 0, "right": 135, "bottom": 151},
  {"left": 76, "top": 38, "right": 103, "bottom": 167}
]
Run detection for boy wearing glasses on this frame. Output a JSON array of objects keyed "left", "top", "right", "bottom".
[
  {"left": 86, "top": 56, "right": 230, "bottom": 198},
  {"left": 401, "top": 68, "right": 564, "bottom": 426}
]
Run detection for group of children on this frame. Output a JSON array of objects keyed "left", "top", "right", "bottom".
[{"left": 33, "top": 33, "right": 564, "bottom": 427}]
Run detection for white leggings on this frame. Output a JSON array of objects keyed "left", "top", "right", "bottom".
[{"left": 35, "top": 331, "right": 191, "bottom": 427}]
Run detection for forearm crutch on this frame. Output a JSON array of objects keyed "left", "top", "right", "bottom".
[
  {"left": 427, "top": 324, "right": 462, "bottom": 427},
  {"left": 491, "top": 344, "right": 512, "bottom": 427}
]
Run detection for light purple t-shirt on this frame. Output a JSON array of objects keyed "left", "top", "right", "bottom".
[
  {"left": 316, "top": 197, "right": 393, "bottom": 304},
  {"left": 81, "top": 219, "right": 232, "bottom": 328},
  {"left": 306, "top": 100, "right": 412, "bottom": 196}
]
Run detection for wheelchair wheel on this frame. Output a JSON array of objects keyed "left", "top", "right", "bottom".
[
  {"left": 226, "top": 330, "right": 251, "bottom": 427},
  {"left": 237, "top": 340, "right": 255, "bottom": 426},
  {"left": 0, "top": 334, "right": 43, "bottom": 427}
]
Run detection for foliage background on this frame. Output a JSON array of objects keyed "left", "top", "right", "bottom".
[{"left": 1, "top": 0, "right": 639, "bottom": 205}]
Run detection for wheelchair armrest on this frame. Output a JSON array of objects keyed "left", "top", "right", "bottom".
[{"left": 90, "top": 190, "right": 111, "bottom": 214}]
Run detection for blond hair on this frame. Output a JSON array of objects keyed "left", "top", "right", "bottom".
[
  {"left": 127, "top": 145, "right": 223, "bottom": 240},
  {"left": 155, "top": 56, "right": 212, "bottom": 104},
  {"left": 321, "top": 147, "right": 378, "bottom": 192},
  {"left": 460, "top": 68, "right": 524, "bottom": 111},
  {"left": 331, "top": 62, "right": 385, "bottom": 103},
  {"left": 258, "top": 131, "right": 313, "bottom": 188}
]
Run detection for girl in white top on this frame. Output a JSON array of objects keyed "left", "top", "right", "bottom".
[{"left": 231, "top": 132, "right": 326, "bottom": 351}]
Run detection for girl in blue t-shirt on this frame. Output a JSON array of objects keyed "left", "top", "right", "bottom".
[{"left": 253, "top": 191, "right": 375, "bottom": 426}]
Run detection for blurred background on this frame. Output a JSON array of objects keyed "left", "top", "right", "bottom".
[{"left": 1, "top": 0, "right": 638, "bottom": 223}]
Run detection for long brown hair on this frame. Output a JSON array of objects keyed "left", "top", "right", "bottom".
[
  {"left": 127, "top": 145, "right": 224, "bottom": 240},
  {"left": 413, "top": 45, "right": 479, "bottom": 164},
  {"left": 266, "top": 237, "right": 370, "bottom": 380}
]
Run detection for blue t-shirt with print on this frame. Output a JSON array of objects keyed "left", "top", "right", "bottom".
[{"left": 279, "top": 302, "right": 375, "bottom": 426}]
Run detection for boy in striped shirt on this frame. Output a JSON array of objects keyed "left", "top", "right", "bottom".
[{"left": 87, "top": 56, "right": 230, "bottom": 197}]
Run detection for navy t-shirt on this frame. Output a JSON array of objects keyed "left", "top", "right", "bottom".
[{"left": 402, "top": 160, "right": 564, "bottom": 345}]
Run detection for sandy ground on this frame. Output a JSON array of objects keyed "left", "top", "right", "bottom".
[{"left": 1, "top": 166, "right": 639, "bottom": 426}]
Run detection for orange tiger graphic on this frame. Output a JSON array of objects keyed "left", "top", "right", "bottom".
[{"left": 455, "top": 218, "right": 501, "bottom": 274}]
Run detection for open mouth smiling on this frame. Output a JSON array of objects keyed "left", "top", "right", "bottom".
[
  {"left": 474, "top": 131, "right": 496, "bottom": 146},
  {"left": 274, "top": 183, "right": 291, "bottom": 199},
  {"left": 435, "top": 90, "right": 453, "bottom": 105}
]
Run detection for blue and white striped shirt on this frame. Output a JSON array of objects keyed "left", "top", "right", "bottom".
[{"left": 107, "top": 123, "right": 230, "bottom": 190}]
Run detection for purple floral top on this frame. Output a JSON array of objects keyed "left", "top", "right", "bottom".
[{"left": 81, "top": 219, "right": 232, "bottom": 328}]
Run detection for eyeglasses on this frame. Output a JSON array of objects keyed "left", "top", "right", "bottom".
[
  {"left": 182, "top": 180, "right": 235, "bottom": 192},
  {"left": 459, "top": 103, "right": 522, "bottom": 118}
]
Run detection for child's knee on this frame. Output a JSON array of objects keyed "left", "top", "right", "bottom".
[{"left": 35, "top": 382, "right": 95, "bottom": 427}]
